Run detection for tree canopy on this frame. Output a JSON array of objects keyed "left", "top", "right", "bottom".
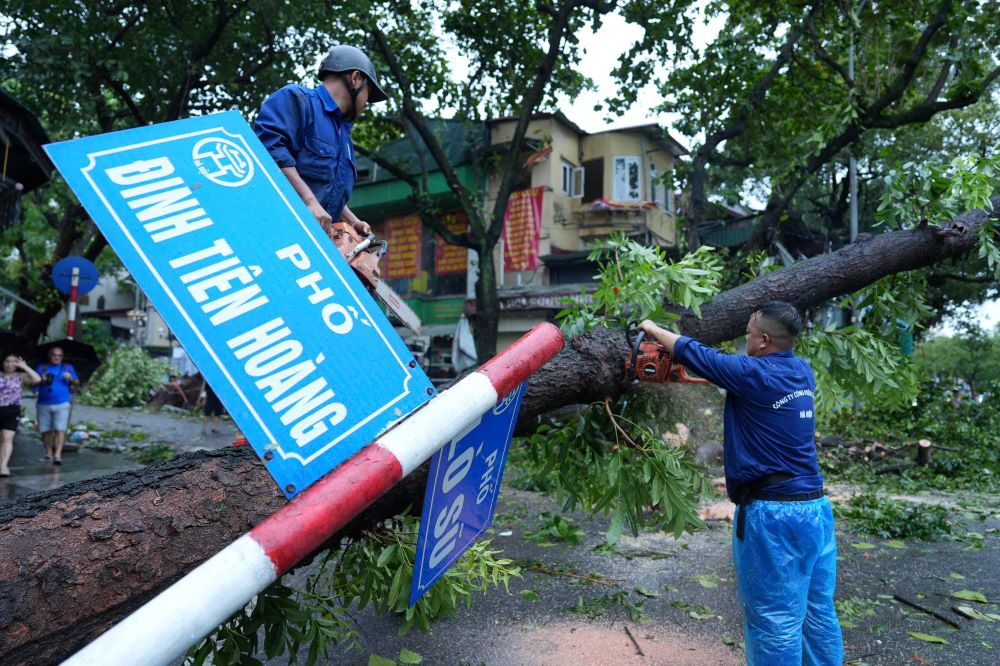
[{"left": 614, "top": 0, "right": 1000, "bottom": 250}]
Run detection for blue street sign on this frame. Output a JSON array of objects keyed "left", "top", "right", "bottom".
[
  {"left": 409, "top": 382, "right": 526, "bottom": 607},
  {"left": 52, "top": 256, "right": 99, "bottom": 295},
  {"left": 44, "top": 112, "right": 435, "bottom": 498}
]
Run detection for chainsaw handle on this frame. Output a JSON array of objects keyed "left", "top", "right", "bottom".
[
  {"left": 671, "top": 364, "right": 711, "bottom": 385},
  {"left": 628, "top": 329, "right": 645, "bottom": 380}
]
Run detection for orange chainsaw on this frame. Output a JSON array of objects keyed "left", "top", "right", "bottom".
[
  {"left": 624, "top": 323, "right": 709, "bottom": 384},
  {"left": 328, "top": 222, "right": 422, "bottom": 334}
]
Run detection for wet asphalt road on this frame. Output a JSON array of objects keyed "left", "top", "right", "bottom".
[
  {"left": 2, "top": 400, "right": 997, "bottom": 665},
  {"left": 0, "top": 396, "right": 235, "bottom": 505}
]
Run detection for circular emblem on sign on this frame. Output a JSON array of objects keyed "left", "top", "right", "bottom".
[
  {"left": 493, "top": 387, "right": 520, "bottom": 416},
  {"left": 192, "top": 137, "right": 254, "bottom": 187}
]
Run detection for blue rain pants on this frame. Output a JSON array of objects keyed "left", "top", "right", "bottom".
[{"left": 733, "top": 497, "right": 843, "bottom": 665}]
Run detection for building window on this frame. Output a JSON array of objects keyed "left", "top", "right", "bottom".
[
  {"left": 561, "top": 160, "right": 584, "bottom": 198},
  {"left": 649, "top": 162, "right": 660, "bottom": 206},
  {"left": 582, "top": 158, "right": 603, "bottom": 202},
  {"left": 612, "top": 156, "right": 641, "bottom": 201}
]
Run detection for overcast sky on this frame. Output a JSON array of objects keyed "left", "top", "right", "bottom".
[{"left": 554, "top": 10, "right": 726, "bottom": 137}]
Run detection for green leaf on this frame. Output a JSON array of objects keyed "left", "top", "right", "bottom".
[
  {"left": 377, "top": 544, "right": 398, "bottom": 568},
  {"left": 907, "top": 632, "right": 949, "bottom": 644},
  {"left": 606, "top": 504, "right": 627, "bottom": 545},
  {"left": 607, "top": 455, "right": 621, "bottom": 485},
  {"left": 369, "top": 655, "right": 397, "bottom": 666},
  {"left": 956, "top": 605, "right": 997, "bottom": 621},
  {"left": 883, "top": 540, "right": 907, "bottom": 549},
  {"left": 691, "top": 574, "right": 718, "bottom": 589},
  {"left": 952, "top": 589, "right": 988, "bottom": 603},
  {"left": 850, "top": 542, "right": 876, "bottom": 550},
  {"left": 520, "top": 589, "right": 540, "bottom": 602},
  {"left": 398, "top": 648, "right": 423, "bottom": 664}
]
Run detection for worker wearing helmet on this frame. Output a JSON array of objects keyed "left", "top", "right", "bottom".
[
  {"left": 255, "top": 45, "right": 388, "bottom": 236},
  {"left": 639, "top": 302, "right": 842, "bottom": 665}
]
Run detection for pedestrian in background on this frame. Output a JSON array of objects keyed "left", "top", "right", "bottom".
[
  {"left": 201, "top": 382, "right": 225, "bottom": 435},
  {"left": 0, "top": 354, "right": 41, "bottom": 476},
  {"left": 35, "top": 346, "right": 78, "bottom": 465}
]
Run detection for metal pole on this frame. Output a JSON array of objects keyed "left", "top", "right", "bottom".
[
  {"left": 848, "top": 28, "right": 858, "bottom": 242},
  {"left": 848, "top": 0, "right": 868, "bottom": 243}
]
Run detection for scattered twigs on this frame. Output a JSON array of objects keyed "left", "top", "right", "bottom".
[
  {"left": 604, "top": 398, "right": 642, "bottom": 451},
  {"left": 892, "top": 593, "right": 962, "bottom": 629},
  {"left": 623, "top": 625, "right": 645, "bottom": 657},
  {"left": 525, "top": 564, "right": 622, "bottom": 587}
]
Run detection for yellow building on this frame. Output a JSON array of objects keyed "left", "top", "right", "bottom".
[{"left": 334, "top": 113, "right": 687, "bottom": 375}]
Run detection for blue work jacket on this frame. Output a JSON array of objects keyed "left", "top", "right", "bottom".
[
  {"left": 254, "top": 84, "right": 356, "bottom": 221},
  {"left": 673, "top": 337, "right": 824, "bottom": 499}
]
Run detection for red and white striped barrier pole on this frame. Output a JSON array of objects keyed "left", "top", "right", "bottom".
[
  {"left": 66, "top": 266, "right": 80, "bottom": 340},
  {"left": 65, "top": 323, "right": 563, "bottom": 666}
]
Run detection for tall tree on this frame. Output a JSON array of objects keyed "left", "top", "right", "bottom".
[
  {"left": 356, "top": 1, "right": 611, "bottom": 360},
  {"left": 339, "top": 0, "right": 691, "bottom": 360},
  {"left": 1, "top": 0, "right": 337, "bottom": 340},
  {"left": 616, "top": 0, "right": 1000, "bottom": 249}
]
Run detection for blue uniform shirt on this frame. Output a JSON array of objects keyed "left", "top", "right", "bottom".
[
  {"left": 254, "top": 84, "right": 357, "bottom": 221},
  {"left": 35, "top": 362, "right": 78, "bottom": 405},
  {"left": 673, "top": 337, "right": 823, "bottom": 500}
]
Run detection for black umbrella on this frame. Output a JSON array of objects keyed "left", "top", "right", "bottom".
[
  {"left": 0, "top": 329, "right": 32, "bottom": 359},
  {"left": 31, "top": 339, "right": 102, "bottom": 383}
]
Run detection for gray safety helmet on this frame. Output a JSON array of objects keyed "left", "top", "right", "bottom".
[{"left": 318, "top": 45, "right": 388, "bottom": 103}]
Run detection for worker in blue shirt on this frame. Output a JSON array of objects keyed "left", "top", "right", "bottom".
[
  {"left": 255, "top": 45, "right": 388, "bottom": 237},
  {"left": 639, "top": 302, "right": 842, "bottom": 665}
]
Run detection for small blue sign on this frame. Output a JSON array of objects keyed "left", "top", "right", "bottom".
[
  {"left": 409, "top": 382, "right": 526, "bottom": 607},
  {"left": 44, "top": 112, "right": 435, "bottom": 497},
  {"left": 52, "top": 256, "right": 100, "bottom": 295}
]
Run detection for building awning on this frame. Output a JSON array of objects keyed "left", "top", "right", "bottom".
[{"left": 0, "top": 91, "right": 53, "bottom": 193}]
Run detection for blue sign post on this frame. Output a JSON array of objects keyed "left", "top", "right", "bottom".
[
  {"left": 409, "top": 382, "right": 526, "bottom": 606},
  {"left": 44, "top": 112, "right": 435, "bottom": 497}
]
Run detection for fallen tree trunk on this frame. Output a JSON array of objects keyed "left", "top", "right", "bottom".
[{"left": 1, "top": 201, "right": 996, "bottom": 664}]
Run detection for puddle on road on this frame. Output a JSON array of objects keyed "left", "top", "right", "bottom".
[{"left": 0, "top": 438, "right": 143, "bottom": 505}]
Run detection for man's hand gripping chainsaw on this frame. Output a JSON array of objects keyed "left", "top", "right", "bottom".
[{"left": 328, "top": 222, "right": 423, "bottom": 334}]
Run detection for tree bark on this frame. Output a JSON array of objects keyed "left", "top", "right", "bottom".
[{"left": 0, "top": 200, "right": 995, "bottom": 664}]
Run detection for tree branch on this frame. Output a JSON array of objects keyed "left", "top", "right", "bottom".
[
  {"left": 4, "top": 196, "right": 998, "bottom": 663},
  {"left": 805, "top": 12, "right": 852, "bottom": 87},
  {"left": 486, "top": 0, "right": 609, "bottom": 248},
  {"left": 354, "top": 144, "right": 473, "bottom": 248},
  {"left": 371, "top": 27, "right": 487, "bottom": 245},
  {"left": 865, "top": 0, "right": 952, "bottom": 119}
]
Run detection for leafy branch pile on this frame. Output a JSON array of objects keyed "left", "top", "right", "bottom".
[
  {"left": 511, "top": 392, "right": 712, "bottom": 543},
  {"left": 81, "top": 346, "right": 171, "bottom": 408},
  {"left": 834, "top": 492, "right": 952, "bottom": 541},
  {"left": 188, "top": 514, "right": 517, "bottom": 665},
  {"left": 818, "top": 379, "right": 1000, "bottom": 494}
]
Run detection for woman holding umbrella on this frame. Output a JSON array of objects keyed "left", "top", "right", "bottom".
[{"left": 0, "top": 353, "right": 41, "bottom": 476}]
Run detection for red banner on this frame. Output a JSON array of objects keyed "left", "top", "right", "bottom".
[
  {"left": 502, "top": 187, "right": 544, "bottom": 271},
  {"left": 435, "top": 212, "right": 469, "bottom": 275},
  {"left": 382, "top": 214, "right": 422, "bottom": 280}
]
